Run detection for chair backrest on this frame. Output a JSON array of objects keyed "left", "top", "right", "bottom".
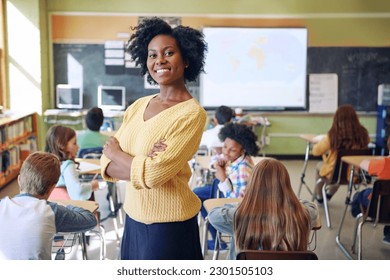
[
  {"left": 78, "top": 147, "right": 103, "bottom": 159},
  {"left": 236, "top": 250, "right": 318, "bottom": 260},
  {"left": 330, "top": 148, "right": 372, "bottom": 185},
  {"left": 366, "top": 179, "right": 390, "bottom": 223}
]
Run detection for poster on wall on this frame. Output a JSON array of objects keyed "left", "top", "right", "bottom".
[{"left": 309, "top": 73, "right": 338, "bottom": 113}]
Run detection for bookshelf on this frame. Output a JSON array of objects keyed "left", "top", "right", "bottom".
[{"left": 0, "top": 112, "right": 38, "bottom": 189}]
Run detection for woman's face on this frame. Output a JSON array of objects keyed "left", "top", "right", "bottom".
[
  {"left": 146, "top": 34, "right": 186, "bottom": 86},
  {"left": 222, "top": 137, "right": 245, "bottom": 162},
  {"left": 66, "top": 136, "right": 79, "bottom": 159}
]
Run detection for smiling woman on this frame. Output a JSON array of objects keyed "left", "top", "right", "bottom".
[{"left": 100, "top": 17, "right": 208, "bottom": 260}]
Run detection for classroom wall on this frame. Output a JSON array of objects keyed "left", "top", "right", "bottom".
[{"left": 4, "top": 0, "right": 390, "bottom": 154}]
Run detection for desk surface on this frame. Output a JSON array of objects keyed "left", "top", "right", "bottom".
[
  {"left": 300, "top": 134, "right": 325, "bottom": 143},
  {"left": 49, "top": 199, "right": 99, "bottom": 213},
  {"left": 203, "top": 198, "right": 242, "bottom": 213},
  {"left": 76, "top": 158, "right": 101, "bottom": 174},
  {"left": 341, "top": 155, "right": 386, "bottom": 170}
]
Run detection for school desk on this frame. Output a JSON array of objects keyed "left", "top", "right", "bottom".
[
  {"left": 297, "top": 134, "right": 325, "bottom": 197},
  {"left": 49, "top": 199, "right": 104, "bottom": 260},
  {"left": 336, "top": 155, "right": 385, "bottom": 259}
]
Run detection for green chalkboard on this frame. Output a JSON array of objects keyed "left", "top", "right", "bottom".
[
  {"left": 53, "top": 44, "right": 390, "bottom": 112},
  {"left": 307, "top": 47, "right": 390, "bottom": 112}
]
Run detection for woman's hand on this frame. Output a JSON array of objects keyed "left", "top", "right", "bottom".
[
  {"left": 147, "top": 139, "right": 167, "bottom": 158},
  {"left": 103, "top": 137, "right": 122, "bottom": 160}
]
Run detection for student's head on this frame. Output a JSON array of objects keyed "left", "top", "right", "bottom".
[
  {"left": 234, "top": 158, "right": 311, "bottom": 252},
  {"left": 86, "top": 107, "right": 104, "bottom": 131},
  {"left": 215, "top": 106, "right": 235, "bottom": 125},
  {"left": 126, "top": 17, "right": 207, "bottom": 86},
  {"left": 18, "top": 152, "right": 61, "bottom": 197},
  {"left": 44, "top": 125, "right": 78, "bottom": 161},
  {"left": 218, "top": 123, "right": 259, "bottom": 161},
  {"left": 328, "top": 104, "right": 369, "bottom": 150}
]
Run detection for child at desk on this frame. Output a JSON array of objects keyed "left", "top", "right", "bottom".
[
  {"left": 351, "top": 137, "right": 390, "bottom": 245},
  {"left": 193, "top": 123, "right": 259, "bottom": 249},
  {"left": 312, "top": 104, "right": 370, "bottom": 203},
  {"left": 199, "top": 105, "right": 235, "bottom": 155},
  {"left": 45, "top": 125, "right": 99, "bottom": 200},
  {"left": 208, "top": 158, "right": 319, "bottom": 259},
  {"left": 77, "top": 107, "right": 109, "bottom": 152},
  {"left": 0, "top": 152, "right": 97, "bottom": 260}
]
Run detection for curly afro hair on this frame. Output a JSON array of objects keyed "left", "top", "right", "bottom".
[
  {"left": 126, "top": 17, "right": 207, "bottom": 85},
  {"left": 218, "top": 123, "right": 260, "bottom": 156}
]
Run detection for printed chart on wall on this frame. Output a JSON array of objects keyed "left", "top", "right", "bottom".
[
  {"left": 309, "top": 73, "right": 338, "bottom": 113},
  {"left": 200, "top": 27, "right": 308, "bottom": 110}
]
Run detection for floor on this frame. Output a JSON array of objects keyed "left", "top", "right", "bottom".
[{"left": 1, "top": 159, "right": 389, "bottom": 260}]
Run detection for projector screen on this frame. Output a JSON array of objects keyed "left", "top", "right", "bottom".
[{"left": 200, "top": 27, "right": 308, "bottom": 110}]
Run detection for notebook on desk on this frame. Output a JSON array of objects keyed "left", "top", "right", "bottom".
[{"left": 77, "top": 161, "right": 101, "bottom": 173}]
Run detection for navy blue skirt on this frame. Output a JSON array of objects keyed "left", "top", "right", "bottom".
[{"left": 121, "top": 214, "right": 203, "bottom": 260}]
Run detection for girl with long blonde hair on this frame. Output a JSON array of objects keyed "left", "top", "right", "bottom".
[{"left": 209, "top": 158, "right": 318, "bottom": 259}]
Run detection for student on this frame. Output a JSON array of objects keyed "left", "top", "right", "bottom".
[
  {"left": 45, "top": 125, "right": 99, "bottom": 200},
  {"left": 199, "top": 105, "right": 235, "bottom": 155},
  {"left": 351, "top": 137, "right": 390, "bottom": 245},
  {"left": 193, "top": 123, "right": 259, "bottom": 249},
  {"left": 312, "top": 104, "right": 370, "bottom": 203},
  {"left": 0, "top": 152, "right": 97, "bottom": 260},
  {"left": 100, "top": 17, "right": 207, "bottom": 260},
  {"left": 208, "top": 158, "right": 319, "bottom": 259},
  {"left": 77, "top": 107, "right": 109, "bottom": 151}
]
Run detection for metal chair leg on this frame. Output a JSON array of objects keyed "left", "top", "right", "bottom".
[
  {"left": 322, "top": 183, "right": 332, "bottom": 228},
  {"left": 351, "top": 213, "right": 363, "bottom": 254},
  {"left": 212, "top": 232, "right": 221, "bottom": 260},
  {"left": 357, "top": 220, "right": 364, "bottom": 260},
  {"left": 202, "top": 217, "right": 209, "bottom": 258}
]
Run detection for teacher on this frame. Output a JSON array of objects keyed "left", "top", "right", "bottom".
[{"left": 100, "top": 17, "right": 207, "bottom": 260}]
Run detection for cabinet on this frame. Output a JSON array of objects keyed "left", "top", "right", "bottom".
[
  {"left": 0, "top": 112, "right": 38, "bottom": 189},
  {"left": 375, "top": 105, "right": 390, "bottom": 155}
]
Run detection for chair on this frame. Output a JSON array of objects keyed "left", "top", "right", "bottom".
[
  {"left": 202, "top": 198, "right": 242, "bottom": 259},
  {"left": 77, "top": 147, "right": 103, "bottom": 159},
  {"left": 236, "top": 250, "right": 318, "bottom": 260},
  {"left": 351, "top": 179, "right": 390, "bottom": 259},
  {"left": 78, "top": 147, "right": 123, "bottom": 245},
  {"left": 316, "top": 148, "right": 372, "bottom": 228}
]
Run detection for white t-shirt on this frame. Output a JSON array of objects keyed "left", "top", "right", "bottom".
[{"left": 199, "top": 124, "right": 224, "bottom": 151}]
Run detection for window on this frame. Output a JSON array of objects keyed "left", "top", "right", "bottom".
[{"left": 0, "top": 0, "right": 7, "bottom": 109}]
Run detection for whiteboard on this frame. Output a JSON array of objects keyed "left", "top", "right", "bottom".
[{"left": 200, "top": 27, "right": 308, "bottom": 110}]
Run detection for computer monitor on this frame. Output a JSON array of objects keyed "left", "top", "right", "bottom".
[
  {"left": 97, "top": 85, "right": 126, "bottom": 111},
  {"left": 56, "top": 84, "right": 83, "bottom": 109}
]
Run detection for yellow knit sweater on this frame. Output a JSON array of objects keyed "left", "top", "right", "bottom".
[{"left": 100, "top": 94, "right": 206, "bottom": 224}]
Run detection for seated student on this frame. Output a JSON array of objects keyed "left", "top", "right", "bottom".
[
  {"left": 0, "top": 152, "right": 97, "bottom": 260},
  {"left": 351, "top": 137, "right": 390, "bottom": 245},
  {"left": 45, "top": 125, "right": 99, "bottom": 200},
  {"left": 199, "top": 105, "right": 235, "bottom": 155},
  {"left": 193, "top": 123, "right": 259, "bottom": 249},
  {"left": 77, "top": 107, "right": 109, "bottom": 153},
  {"left": 312, "top": 104, "right": 370, "bottom": 203},
  {"left": 208, "top": 158, "right": 319, "bottom": 260}
]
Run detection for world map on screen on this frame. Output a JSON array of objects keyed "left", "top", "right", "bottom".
[{"left": 200, "top": 27, "right": 308, "bottom": 109}]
